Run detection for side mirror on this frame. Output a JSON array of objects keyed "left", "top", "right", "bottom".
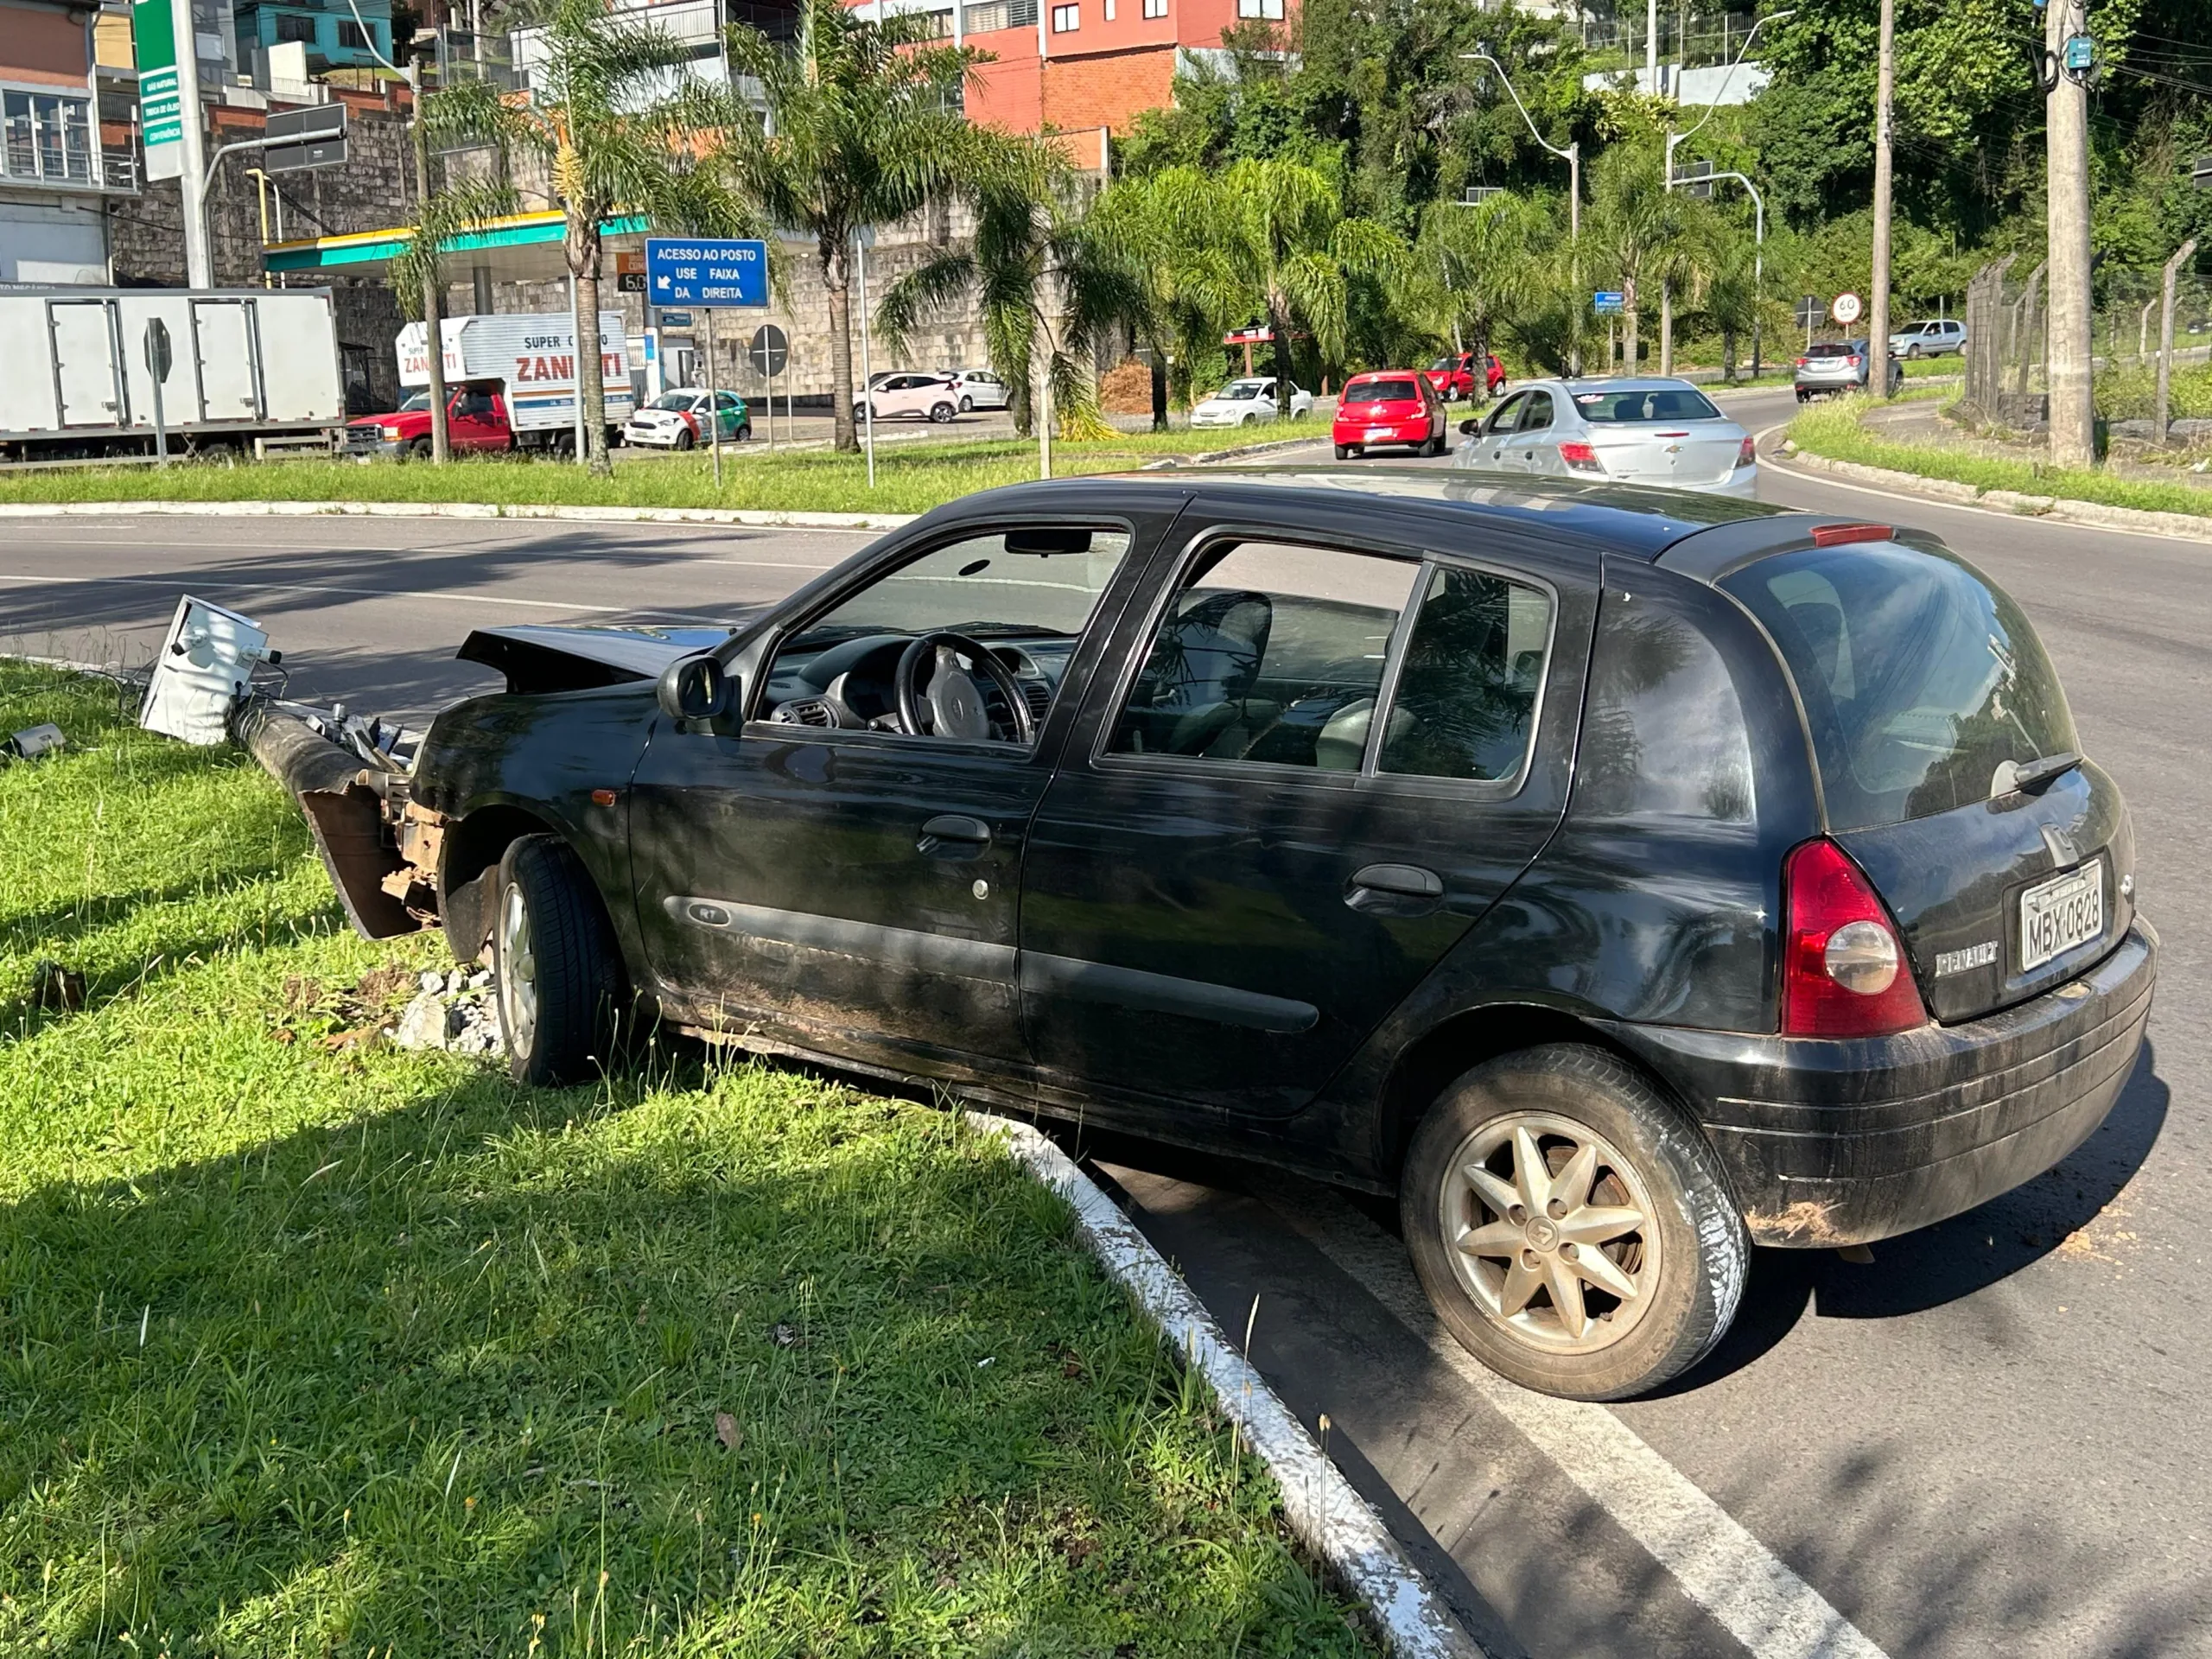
[
  {"left": 657, "top": 652, "right": 733, "bottom": 723},
  {"left": 1459, "top": 418, "right": 1479, "bottom": 435}
]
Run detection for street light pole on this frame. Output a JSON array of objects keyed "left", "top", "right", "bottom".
[
  {"left": 1664, "top": 9, "right": 1793, "bottom": 185},
  {"left": 1464, "top": 49, "right": 1580, "bottom": 372},
  {"left": 171, "top": 0, "right": 213, "bottom": 287}
]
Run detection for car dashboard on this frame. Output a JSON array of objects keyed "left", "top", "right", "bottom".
[{"left": 759, "top": 631, "right": 1067, "bottom": 734}]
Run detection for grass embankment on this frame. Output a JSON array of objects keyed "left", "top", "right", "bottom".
[
  {"left": 0, "top": 425, "right": 1309, "bottom": 518},
  {"left": 0, "top": 661, "right": 1370, "bottom": 1656},
  {"left": 1786, "top": 396, "right": 2212, "bottom": 521}
]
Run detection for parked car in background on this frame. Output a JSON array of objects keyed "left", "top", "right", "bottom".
[
  {"left": 1190, "top": 377, "right": 1315, "bottom": 427},
  {"left": 344, "top": 384, "right": 543, "bottom": 460},
  {"left": 1423, "top": 351, "right": 1507, "bottom": 403},
  {"left": 855, "top": 373, "right": 961, "bottom": 423},
  {"left": 1453, "top": 378, "right": 1758, "bottom": 497},
  {"left": 1796, "top": 340, "right": 1905, "bottom": 401},
  {"left": 317, "top": 470, "right": 2151, "bottom": 1403},
  {"left": 1889, "top": 319, "right": 1967, "bottom": 359},
  {"left": 624, "top": 388, "right": 752, "bottom": 450},
  {"left": 938, "top": 368, "right": 1010, "bottom": 413},
  {"left": 1333, "top": 371, "right": 1449, "bottom": 458}
]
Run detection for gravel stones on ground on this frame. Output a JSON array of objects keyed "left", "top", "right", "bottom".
[{"left": 389, "top": 968, "right": 503, "bottom": 1057}]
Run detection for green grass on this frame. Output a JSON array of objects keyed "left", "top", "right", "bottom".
[
  {"left": 2093, "top": 359, "right": 2212, "bottom": 423},
  {"left": 1787, "top": 395, "right": 2212, "bottom": 519},
  {"left": 0, "top": 425, "right": 1314, "bottom": 518},
  {"left": 0, "top": 662, "right": 1373, "bottom": 1657}
]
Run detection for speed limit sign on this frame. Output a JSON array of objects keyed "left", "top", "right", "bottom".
[{"left": 1832, "top": 291, "right": 1865, "bottom": 326}]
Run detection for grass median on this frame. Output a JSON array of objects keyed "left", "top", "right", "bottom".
[
  {"left": 0, "top": 424, "right": 1319, "bottom": 518},
  {"left": 1786, "top": 396, "right": 2212, "bottom": 521},
  {"left": 0, "top": 660, "right": 1372, "bottom": 1656}
]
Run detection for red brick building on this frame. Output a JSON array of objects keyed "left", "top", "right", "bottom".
[{"left": 845, "top": 0, "right": 1285, "bottom": 139}]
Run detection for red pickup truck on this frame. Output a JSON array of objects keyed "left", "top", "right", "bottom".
[
  {"left": 1422, "top": 352, "right": 1507, "bottom": 403},
  {"left": 342, "top": 384, "right": 529, "bottom": 459}
]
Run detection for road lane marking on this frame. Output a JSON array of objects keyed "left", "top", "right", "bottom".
[
  {"left": 1260, "top": 1185, "right": 1891, "bottom": 1659},
  {"left": 0, "top": 571, "right": 732, "bottom": 620}
]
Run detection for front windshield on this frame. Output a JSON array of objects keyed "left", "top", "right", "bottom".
[
  {"left": 1429, "top": 359, "right": 1457, "bottom": 372},
  {"left": 650, "top": 391, "right": 696, "bottom": 410},
  {"left": 1218, "top": 380, "right": 1268, "bottom": 401},
  {"left": 396, "top": 392, "right": 430, "bottom": 413},
  {"left": 788, "top": 530, "right": 1136, "bottom": 650}
]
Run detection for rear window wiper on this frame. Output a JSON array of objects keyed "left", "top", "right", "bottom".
[{"left": 2010, "top": 751, "right": 2082, "bottom": 792}]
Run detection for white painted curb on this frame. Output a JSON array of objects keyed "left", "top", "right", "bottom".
[
  {"left": 1768, "top": 442, "right": 2212, "bottom": 548},
  {"left": 972, "top": 1112, "right": 1486, "bottom": 1659},
  {"left": 0, "top": 499, "right": 914, "bottom": 531}
]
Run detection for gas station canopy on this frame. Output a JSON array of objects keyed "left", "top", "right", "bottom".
[{"left": 264, "top": 211, "right": 650, "bottom": 279}]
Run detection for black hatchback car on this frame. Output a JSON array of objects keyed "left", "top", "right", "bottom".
[{"left": 321, "top": 470, "right": 2154, "bottom": 1400}]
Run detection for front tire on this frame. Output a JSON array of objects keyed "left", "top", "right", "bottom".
[
  {"left": 960, "top": 395, "right": 974, "bottom": 413},
  {"left": 1400, "top": 1045, "right": 1747, "bottom": 1401},
  {"left": 493, "top": 836, "right": 627, "bottom": 1087},
  {"left": 674, "top": 429, "right": 695, "bottom": 451}
]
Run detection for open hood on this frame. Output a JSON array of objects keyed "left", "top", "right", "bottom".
[{"left": 458, "top": 623, "right": 739, "bottom": 696}]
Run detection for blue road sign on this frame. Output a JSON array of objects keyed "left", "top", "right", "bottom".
[
  {"left": 643, "top": 238, "right": 769, "bottom": 309},
  {"left": 1593, "top": 290, "right": 1625, "bottom": 315},
  {"left": 657, "top": 309, "right": 695, "bottom": 328}
]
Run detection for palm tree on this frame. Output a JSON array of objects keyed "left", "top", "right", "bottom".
[
  {"left": 427, "top": 0, "right": 757, "bottom": 474},
  {"left": 1585, "top": 144, "right": 1692, "bottom": 377},
  {"left": 719, "top": 0, "right": 976, "bottom": 454},
  {"left": 877, "top": 137, "right": 1147, "bottom": 444},
  {"left": 388, "top": 169, "right": 519, "bottom": 462},
  {"left": 1419, "top": 190, "right": 1548, "bottom": 373},
  {"left": 1147, "top": 158, "right": 1404, "bottom": 416},
  {"left": 1090, "top": 173, "right": 1243, "bottom": 420}
]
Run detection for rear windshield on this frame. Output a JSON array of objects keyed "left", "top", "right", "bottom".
[
  {"left": 1804, "top": 343, "right": 1858, "bottom": 359},
  {"left": 1721, "top": 543, "right": 2078, "bottom": 831},
  {"left": 1574, "top": 387, "right": 1722, "bottom": 423},
  {"left": 1349, "top": 378, "right": 1421, "bottom": 402}
]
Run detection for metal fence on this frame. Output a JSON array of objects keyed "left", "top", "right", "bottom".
[{"left": 1960, "top": 252, "right": 2212, "bottom": 430}]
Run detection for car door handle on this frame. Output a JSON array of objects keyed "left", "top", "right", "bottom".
[
  {"left": 918, "top": 813, "right": 992, "bottom": 857},
  {"left": 1351, "top": 862, "right": 1443, "bottom": 897}
]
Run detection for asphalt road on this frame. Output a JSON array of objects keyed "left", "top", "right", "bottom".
[{"left": 0, "top": 390, "right": 2204, "bottom": 1657}]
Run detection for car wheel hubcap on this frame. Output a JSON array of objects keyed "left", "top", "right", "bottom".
[
  {"left": 499, "top": 884, "right": 538, "bottom": 1056},
  {"left": 1439, "top": 1112, "right": 1660, "bottom": 1355}
]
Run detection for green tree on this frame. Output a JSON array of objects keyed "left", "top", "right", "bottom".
[
  {"left": 430, "top": 0, "right": 756, "bottom": 474},
  {"left": 876, "top": 137, "right": 1147, "bottom": 442},
  {"left": 1585, "top": 143, "right": 1694, "bottom": 373},
  {"left": 719, "top": 0, "right": 977, "bottom": 454},
  {"left": 1147, "top": 157, "right": 1405, "bottom": 414}
]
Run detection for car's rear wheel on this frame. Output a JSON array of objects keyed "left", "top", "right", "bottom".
[
  {"left": 1421, "top": 434, "right": 1445, "bottom": 458},
  {"left": 493, "top": 835, "right": 627, "bottom": 1087},
  {"left": 1333, "top": 442, "right": 1351, "bottom": 459},
  {"left": 930, "top": 402, "right": 955, "bottom": 423},
  {"left": 1401, "top": 1045, "right": 1746, "bottom": 1401}
]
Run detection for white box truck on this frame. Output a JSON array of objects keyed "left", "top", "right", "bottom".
[
  {"left": 343, "top": 312, "right": 635, "bottom": 457},
  {"left": 0, "top": 287, "right": 346, "bottom": 460}
]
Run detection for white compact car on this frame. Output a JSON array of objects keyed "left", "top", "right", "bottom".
[
  {"left": 937, "top": 368, "right": 1010, "bottom": 413},
  {"left": 624, "top": 388, "right": 750, "bottom": 449},
  {"left": 855, "top": 373, "right": 962, "bottom": 423},
  {"left": 1190, "top": 377, "right": 1315, "bottom": 428},
  {"left": 1453, "top": 377, "right": 1758, "bottom": 498}
]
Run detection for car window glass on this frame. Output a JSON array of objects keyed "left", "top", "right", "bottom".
[
  {"left": 1517, "top": 391, "right": 1555, "bottom": 432},
  {"left": 1576, "top": 594, "right": 1755, "bottom": 823},
  {"left": 783, "top": 528, "right": 1135, "bottom": 656},
  {"left": 1108, "top": 541, "right": 1420, "bottom": 768},
  {"left": 1353, "top": 378, "right": 1421, "bottom": 402},
  {"left": 1378, "top": 566, "right": 1551, "bottom": 783},
  {"left": 1485, "top": 393, "right": 1527, "bottom": 435}
]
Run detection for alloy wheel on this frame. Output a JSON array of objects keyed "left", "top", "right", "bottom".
[
  {"left": 499, "top": 883, "right": 539, "bottom": 1058},
  {"left": 1438, "top": 1111, "right": 1662, "bottom": 1355}
]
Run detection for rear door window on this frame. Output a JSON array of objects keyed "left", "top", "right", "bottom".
[
  {"left": 1721, "top": 543, "right": 2078, "bottom": 830},
  {"left": 1518, "top": 391, "right": 1555, "bottom": 431}
]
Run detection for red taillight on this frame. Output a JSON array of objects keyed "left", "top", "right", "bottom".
[
  {"left": 1782, "top": 839, "right": 1928, "bottom": 1037},
  {"left": 1736, "top": 435, "right": 1757, "bottom": 467},
  {"left": 1559, "top": 439, "right": 1605, "bottom": 473},
  {"left": 1808, "top": 522, "right": 1893, "bottom": 547},
  {"left": 1845, "top": 354, "right": 1861, "bottom": 367}
]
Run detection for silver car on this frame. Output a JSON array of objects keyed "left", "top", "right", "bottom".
[
  {"left": 1795, "top": 340, "right": 1904, "bottom": 401},
  {"left": 1889, "top": 318, "right": 1966, "bottom": 359},
  {"left": 1452, "top": 377, "right": 1758, "bottom": 498}
]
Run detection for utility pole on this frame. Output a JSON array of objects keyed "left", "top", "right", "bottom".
[
  {"left": 2044, "top": 0, "right": 2095, "bottom": 465},
  {"left": 1868, "top": 0, "right": 1896, "bottom": 401},
  {"left": 2156, "top": 238, "right": 2199, "bottom": 445},
  {"left": 171, "top": 0, "right": 213, "bottom": 286},
  {"left": 412, "top": 57, "right": 451, "bottom": 463},
  {"left": 1645, "top": 0, "right": 1658, "bottom": 94}
]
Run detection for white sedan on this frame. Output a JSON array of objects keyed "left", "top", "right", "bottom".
[
  {"left": 1452, "top": 376, "right": 1758, "bottom": 498},
  {"left": 937, "top": 367, "right": 1010, "bottom": 412},
  {"left": 1190, "top": 377, "right": 1315, "bottom": 428}
]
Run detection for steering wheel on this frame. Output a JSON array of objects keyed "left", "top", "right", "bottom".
[{"left": 893, "top": 632, "right": 1036, "bottom": 744}]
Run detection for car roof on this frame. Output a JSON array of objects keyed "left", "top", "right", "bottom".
[{"left": 918, "top": 466, "right": 1803, "bottom": 566}]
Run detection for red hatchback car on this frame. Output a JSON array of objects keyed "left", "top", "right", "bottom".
[
  {"left": 1423, "top": 351, "right": 1507, "bottom": 403},
  {"left": 1333, "top": 372, "right": 1449, "bottom": 459}
]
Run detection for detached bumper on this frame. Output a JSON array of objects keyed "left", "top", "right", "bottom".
[{"left": 1604, "top": 920, "right": 2157, "bottom": 1246}]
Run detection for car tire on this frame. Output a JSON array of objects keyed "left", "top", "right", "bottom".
[
  {"left": 1400, "top": 1044, "right": 1748, "bottom": 1402},
  {"left": 1333, "top": 442, "right": 1351, "bottom": 460},
  {"left": 492, "top": 835, "right": 627, "bottom": 1088},
  {"left": 407, "top": 437, "right": 432, "bottom": 461},
  {"left": 931, "top": 402, "right": 955, "bottom": 423},
  {"left": 1421, "top": 434, "right": 1445, "bottom": 458},
  {"left": 1242, "top": 412, "right": 1258, "bottom": 427},
  {"left": 735, "top": 423, "right": 753, "bottom": 442},
  {"left": 674, "top": 429, "right": 695, "bottom": 451},
  {"left": 959, "top": 395, "right": 974, "bottom": 413},
  {"left": 1906, "top": 344, "right": 1922, "bottom": 359}
]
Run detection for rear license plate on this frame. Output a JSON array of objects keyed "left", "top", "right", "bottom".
[
  {"left": 2020, "top": 858, "right": 2104, "bottom": 972},
  {"left": 1366, "top": 426, "right": 1395, "bottom": 440}
]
